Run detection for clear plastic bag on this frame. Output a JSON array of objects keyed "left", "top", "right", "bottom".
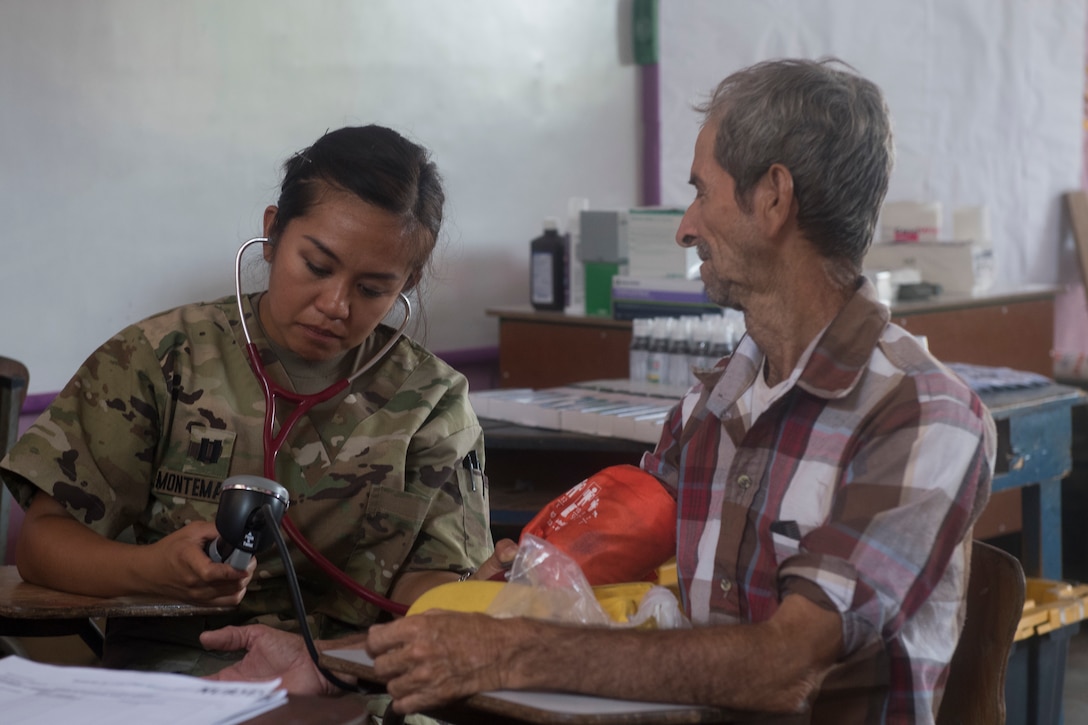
[{"left": 485, "top": 534, "right": 690, "bottom": 630}]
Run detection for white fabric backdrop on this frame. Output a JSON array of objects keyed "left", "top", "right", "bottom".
[{"left": 0, "top": 0, "right": 640, "bottom": 394}]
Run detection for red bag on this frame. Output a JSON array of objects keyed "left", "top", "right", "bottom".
[{"left": 521, "top": 465, "right": 677, "bottom": 585}]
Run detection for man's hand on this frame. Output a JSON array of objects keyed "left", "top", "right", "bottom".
[
  {"left": 367, "top": 611, "right": 522, "bottom": 714},
  {"left": 200, "top": 624, "right": 347, "bottom": 696}
]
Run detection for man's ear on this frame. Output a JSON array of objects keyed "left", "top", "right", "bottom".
[{"left": 755, "top": 164, "right": 796, "bottom": 237}]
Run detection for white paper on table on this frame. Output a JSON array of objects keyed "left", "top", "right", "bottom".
[{"left": 0, "top": 655, "right": 286, "bottom": 725}]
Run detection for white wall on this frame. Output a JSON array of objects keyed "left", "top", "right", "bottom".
[
  {"left": 659, "top": 0, "right": 1086, "bottom": 292},
  {"left": 0, "top": 0, "right": 641, "bottom": 394},
  {"left": 4, "top": 0, "right": 1086, "bottom": 395}
]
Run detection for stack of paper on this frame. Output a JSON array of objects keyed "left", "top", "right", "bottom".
[
  {"left": 0, "top": 656, "right": 286, "bottom": 725},
  {"left": 609, "top": 275, "right": 718, "bottom": 320},
  {"left": 470, "top": 379, "right": 684, "bottom": 444},
  {"left": 946, "top": 363, "right": 1052, "bottom": 392}
]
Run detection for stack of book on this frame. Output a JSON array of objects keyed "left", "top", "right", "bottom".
[
  {"left": 609, "top": 275, "right": 718, "bottom": 320},
  {"left": 470, "top": 379, "right": 687, "bottom": 444}
]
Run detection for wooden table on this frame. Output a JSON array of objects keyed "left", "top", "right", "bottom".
[
  {"left": 0, "top": 565, "right": 234, "bottom": 657},
  {"left": 982, "top": 383, "right": 1088, "bottom": 579},
  {"left": 238, "top": 694, "right": 375, "bottom": 724}
]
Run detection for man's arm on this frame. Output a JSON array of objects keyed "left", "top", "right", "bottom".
[{"left": 367, "top": 592, "right": 842, "bottom": 716}]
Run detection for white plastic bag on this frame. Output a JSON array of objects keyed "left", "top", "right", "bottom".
[{"left": 485, "top": 535, "right": 689, "bottom": 629}]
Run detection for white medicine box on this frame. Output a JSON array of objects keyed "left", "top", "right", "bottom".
[
  {"left": 863, "top": 241, "right": 994, "bottom": 296},
  {"left": 627, "top": 207, "right": 698, "bottom": 279}
]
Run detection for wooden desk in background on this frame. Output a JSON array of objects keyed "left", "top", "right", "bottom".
[{"left": 487, "top": 284, "right": 1059, "bottom": 389}]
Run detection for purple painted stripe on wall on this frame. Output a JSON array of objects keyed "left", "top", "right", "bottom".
[
  {"left": 23, "top": 392, "right": 56, "bottom": 416},
  {"left": 641, "top": 63, "right": 661, "bottom": 206},
  {"left": 434, "top": 345, "right": 499, "bottom": 366}
]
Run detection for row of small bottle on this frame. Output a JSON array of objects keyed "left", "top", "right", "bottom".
[{"left": 629, "top": 310, "right": 746, "bottom": 388}]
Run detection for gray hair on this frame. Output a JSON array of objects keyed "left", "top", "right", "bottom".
[{"left": 696, "top": 57, "right": 895, "bottom": 281}]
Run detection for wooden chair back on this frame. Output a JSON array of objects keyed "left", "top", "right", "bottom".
[
  {"left": 0, "top": 359, "right": 108, "bottom": 660},
  {"left": 937, "top": 539, "right": 1026, "bottom": 725},
  {"left": 0, "top": 357, "right": 29, "bottom": 658},
  {"left": 0, "top": 357, "right": 29, "bottom": 566}
]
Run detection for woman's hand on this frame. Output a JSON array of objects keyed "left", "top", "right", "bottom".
[
  {"left": 16, "top": 492, "right": 250, "bottom": 603},
  {"left": 471, "top": 538, "right": 519, "bottom": 581},
  {"left": 143, "top": 521, "right": 255, "bottom": 606},
  {"left": 389, "top": 538, "right": 520, "bottom": 605}
]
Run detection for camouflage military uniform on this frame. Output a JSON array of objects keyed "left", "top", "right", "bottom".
[{"left": 1, "top": 294, "right": 493, "bottom": 672}]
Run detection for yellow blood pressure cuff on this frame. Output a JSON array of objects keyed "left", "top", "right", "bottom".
[{"left": 407, "top": 580, "right": 668, "bottom": 628}]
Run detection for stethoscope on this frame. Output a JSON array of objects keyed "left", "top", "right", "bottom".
[{"left": 234, "top": 236, "right": 412, "bottom": 616}]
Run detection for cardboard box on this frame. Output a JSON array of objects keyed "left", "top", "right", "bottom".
[
  {"left": 584, "top": 261, "right": 622, "bottom": 317},
  {"left": 863, "top": 241, "right": 993, "bottom": 295},
  {"left": 880, "top": 201, "right": 942, "bottom": 242},
  {"left": 579, "top": 210, "right": 628, "bottom": 263}
]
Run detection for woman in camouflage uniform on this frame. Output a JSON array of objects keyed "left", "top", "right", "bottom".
[{"left": 1, "top": 125, "right": 503, "bottom": 674}]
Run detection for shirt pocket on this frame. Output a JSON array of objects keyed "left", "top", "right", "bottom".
[
  {"left": 454, "top": 460, "right": 491, "bottom": 549},
  {"left": 180, "top": 426, "right": 237, "bottom": 480},
  {"left": 363, "top": 486, "right": 431, "bottom": 546},
  {"left": 771, "top": 530, "right": 803, "bottom": 566}
]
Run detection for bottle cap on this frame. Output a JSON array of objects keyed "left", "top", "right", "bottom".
[{"left": 543, "top": 217, "right": 560, "bottom": 231}]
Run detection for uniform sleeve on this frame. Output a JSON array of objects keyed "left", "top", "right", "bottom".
[
  {"left": 777, "top": 377, "right": 995, "bottom": 654},
  {"left": 0, "top": 326, "right": 168, "bottom": 539},
  {"left": 396, "top": 373, "right": 494, "bottom": 576}
]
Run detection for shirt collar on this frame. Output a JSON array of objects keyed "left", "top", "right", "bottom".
[
  {"left": 701, "top": 277, "right": 890, "bottom": 415},
  {"left": 795, "top": 276, "right": 890, "bottom": 399}
]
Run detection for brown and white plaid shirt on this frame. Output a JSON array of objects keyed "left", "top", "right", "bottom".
[{"left": 641, "top": 279, "right": 996, "bottom": 724}]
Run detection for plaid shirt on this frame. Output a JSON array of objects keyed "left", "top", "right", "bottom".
[{"left": 640, "top": 279, "right": 995, "bottom": 724}]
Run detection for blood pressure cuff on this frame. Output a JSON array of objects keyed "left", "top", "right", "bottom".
[{"left": 521, "top": 464, "right": 677, "bottom": 585}]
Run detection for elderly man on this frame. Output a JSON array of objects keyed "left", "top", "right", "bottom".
[{"left": 203, "top": 58, "right": 994, "bottom": 725}]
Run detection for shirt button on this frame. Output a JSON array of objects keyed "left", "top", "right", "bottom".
[
  {"left": 720, "top": 578, "right": 732, "bottom": 593},
  {"left": 737, "top": 474, "right": 752, "bottom": 490}
]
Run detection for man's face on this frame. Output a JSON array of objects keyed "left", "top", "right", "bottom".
[{"left": 676, "top": 123, "right": 771, "bottom": 311}]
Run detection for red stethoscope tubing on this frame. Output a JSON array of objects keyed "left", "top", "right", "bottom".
[{"left": 235, "top": 237, "right": 410, "bottom": 617}]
